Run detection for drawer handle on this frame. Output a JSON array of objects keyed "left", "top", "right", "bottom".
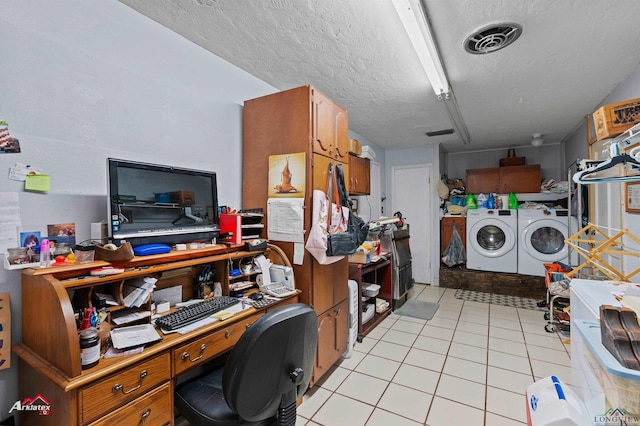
[
  {"left": 141, "top": 408, "right": 151, "bottom": 425},
  {"left": 225, "top": 330, "right": 231, "bottom": 338},
  {"left": 112, "top": 370, "right": 147, "bottom": 394},
  {"left": 181, "top": 344, "right": 206, "bottom": 362}
]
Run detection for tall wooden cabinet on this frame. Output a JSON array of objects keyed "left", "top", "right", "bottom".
[{"left": 242, "top": 85, "right": 349, "bottom": 386}]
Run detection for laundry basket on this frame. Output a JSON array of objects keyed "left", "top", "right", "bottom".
[{"left": 543, "top": 262, "right": 572, "bottom": 333}]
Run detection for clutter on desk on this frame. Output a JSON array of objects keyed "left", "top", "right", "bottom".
[{"left": 110, "top": 323, "right": 162, "bottom": 350}]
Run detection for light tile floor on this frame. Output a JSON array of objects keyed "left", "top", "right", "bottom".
[{"left": 297, "top": 284, "right": 572, "bottom": 426}]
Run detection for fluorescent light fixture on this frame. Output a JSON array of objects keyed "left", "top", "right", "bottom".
[
  {"left": 392, "top": 0, "right": 449, "bottom": 98},
  {"left": 392, "top": 0, "right": 471, "bottom": 145}
]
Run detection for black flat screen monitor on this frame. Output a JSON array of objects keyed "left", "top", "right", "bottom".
[{"left": 107, "top": 158, "right": 220, "bottom": 247}]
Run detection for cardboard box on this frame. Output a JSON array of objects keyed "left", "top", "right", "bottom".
[
  {"left": 348, "top": 138, "right": 362, "bottom": 156},
  {"left": 348, "top": 247, "right": 375, "bottom": 264},
  {"left": 169, "top": 190, "right": 195, "bottom": 205},
  {"left": 593, "top": 97, "right": 640, "bottom": 141}
]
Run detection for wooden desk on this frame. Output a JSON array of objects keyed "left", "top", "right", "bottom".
[
  {"left": 13, "top": 245, "right": 298, "bottom": 426},
  {"left": 348, "top": 255, "right": 392, "bottom": 339}
]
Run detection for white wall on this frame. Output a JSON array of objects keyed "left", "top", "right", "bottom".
[
  {"left": 562, "top": 66, "right": 640, "bottom": 282},
  {"left": 567, "top": 68, "right": 640, "bottom": 282},
  {"left": 0, "top": 1, "right": 276, "bottom": 417},
  {"left": 447, "top": 143, "right": 566, "bottom": 183}
]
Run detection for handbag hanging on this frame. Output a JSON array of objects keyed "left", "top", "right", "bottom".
[
  {"left": 305, "top": 164, "right": 348, "bottom": 264},
  {"left": 326, "top": 163, "right": 369, "bottom": 257}
]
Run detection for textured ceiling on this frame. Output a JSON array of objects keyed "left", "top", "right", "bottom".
[{"left": 120, "top": 0, "right": 640, "bottom": 153}]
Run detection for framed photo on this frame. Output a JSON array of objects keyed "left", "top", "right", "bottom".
[
  {"left": 625, "top": 181, "right": 640, "bottom": 213},
  {"left": 20, "top": 231, "right": 42, "bottom": 249}
]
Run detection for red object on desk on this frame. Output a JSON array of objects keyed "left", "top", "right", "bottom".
[{"left": 220, "top": 214, "right": 242, "bottom": 244}]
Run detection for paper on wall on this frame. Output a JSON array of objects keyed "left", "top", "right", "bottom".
[
  {"left": 267, "top": 198, "right": 305, "bottom": 243},
  {"left": 0, "top": 192, "right": 21, "bottom": 252}
]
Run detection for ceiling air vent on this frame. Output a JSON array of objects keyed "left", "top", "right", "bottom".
[
  {"left": 426, "top": 129, "right": 454, "bottom": 137},
  {"left": 464, "top": 23, "right": 522, "bottom": 54}
]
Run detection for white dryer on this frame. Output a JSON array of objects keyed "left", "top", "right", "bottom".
[
  {"left": 466, "top": 209, "right": 518, "bottom": 273},
  {"left": 517, "top": 209, "right": 579, "bottom": 276}
]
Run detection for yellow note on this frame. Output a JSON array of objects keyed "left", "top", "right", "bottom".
[{"left": 25, "top": 174, "right": 51, "bottom": 192}]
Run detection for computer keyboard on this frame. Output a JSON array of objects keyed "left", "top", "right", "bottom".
[{"left": 155, "top": 296, "right": 240, "bottom": 331}]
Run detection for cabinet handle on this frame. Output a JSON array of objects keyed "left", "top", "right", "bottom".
[
  {"left": 225, "top": 330, "right": 231, "bottom": 338},
  {"left": 112, "top": 370, "right": 147, "bottom": 394},
  {"left": 181, "top": 344, "right": 206, "bottom": 362},
  {"left": 140, "top": 408, "right": 151, "bottom": 425}
]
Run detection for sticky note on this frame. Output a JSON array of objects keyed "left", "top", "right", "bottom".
[{"left": 25, "top": 174, "right": 51, "bottom": 192}]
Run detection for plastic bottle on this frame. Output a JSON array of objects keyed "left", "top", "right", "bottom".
[
  {"left": 487, "top": 193, "right": 496, "bottom": 209},
  {"left": 466, "top": 193, "right": 477, "bottom": 209},
  {"left": 39, "top": 239, "right": 51, "bottom": 268},
  {"left": 508, "top": 193, "right": 519, "bottom": 209},
  {"left": 477, "top": 193, "right": 487, "bottom": 209}
]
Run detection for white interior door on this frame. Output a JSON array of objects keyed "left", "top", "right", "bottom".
[{"left": 392, "top": 164, "right": 432, "bottom": 284}]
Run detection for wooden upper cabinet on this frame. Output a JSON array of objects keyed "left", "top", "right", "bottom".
[
  {"left": 349, "top": 155, "right": 370, "bottom": 195},
  {"left": 312, "top": 88, "right": 349, "bottom": 162},
  {"left": 466, "top": 167, "right": 500, "bottom": 194},
  {"left": 499, "top": 165, "right": 541, "bottom": 193},
  {"left": 313, "top": 90, "right": 334, "bottom": 157},
  {"left": 466, "top": 165, "right": 541, "bottom": 194},
  {"left": 334, "top": 106, "right": 349, "bottom": 161}
]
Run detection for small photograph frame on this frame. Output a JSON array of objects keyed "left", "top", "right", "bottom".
[
  {"left": 20, "top": 231, "right": 41, "bottom": 249},
  {"left": 625, "top": 181, "right": 640, "bottom": 213},
  {"left": 47, "top": 223, "right": 76, "bottom": 246}
]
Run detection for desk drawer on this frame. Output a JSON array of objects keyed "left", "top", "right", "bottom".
[
  {"left": 173, "top": 313, "right": 261, "bottom": 375},
  {"left": 88, "top": 382, "right": 172, "bottom": 426},
  {"left": 80, "top": 353, "right": 171, "bottom": 424}
]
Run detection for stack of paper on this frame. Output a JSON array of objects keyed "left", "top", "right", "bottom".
[{"left": 122, "top": 277, "right": 157, "bottom": 308}]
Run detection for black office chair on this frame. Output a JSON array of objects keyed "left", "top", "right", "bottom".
[{"left": 175, "top": 303, "right": 318, "bottom": 426}]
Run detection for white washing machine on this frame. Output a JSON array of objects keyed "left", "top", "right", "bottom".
[
  {"left": 466, "top": 209, "right": 518, "bottom": 273},
  {"left": 517, "top": 208, "right": 579, "bottom": 276}
]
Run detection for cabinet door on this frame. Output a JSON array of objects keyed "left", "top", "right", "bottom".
[
  {"left": 466, "top": 167, "right": 500, "bottom": 194},
  {"left": 334, "top": 106, "right": 349, "bottom": 162},
  {"left": 349, "top": 155, "right": 370, "bottom": 195},
  {"left": 440, "top": 217, "right": 466, "bottom": 256},
  {"left": 312, "top": 90, "right": 336, "bottom": 158},
  {"left": 499, "top": 165, "right": 541, "bottom": 193},
  {"left": 314, "top": 299, "right": 348, "bottom": 383},
  {"left": 312, "top": 256, "right": 348, "bottom": 314}
]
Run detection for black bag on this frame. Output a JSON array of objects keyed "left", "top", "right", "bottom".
[{"left": 326, "top": 163, "right": 369, "bottom": 256}]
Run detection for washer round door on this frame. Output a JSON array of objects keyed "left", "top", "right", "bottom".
[
  {"left": 521, "top": 219, "right": 569, "bottom": 262},
  {"left": 468, "top": 218, "right": 516, "bottom": 258}
]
